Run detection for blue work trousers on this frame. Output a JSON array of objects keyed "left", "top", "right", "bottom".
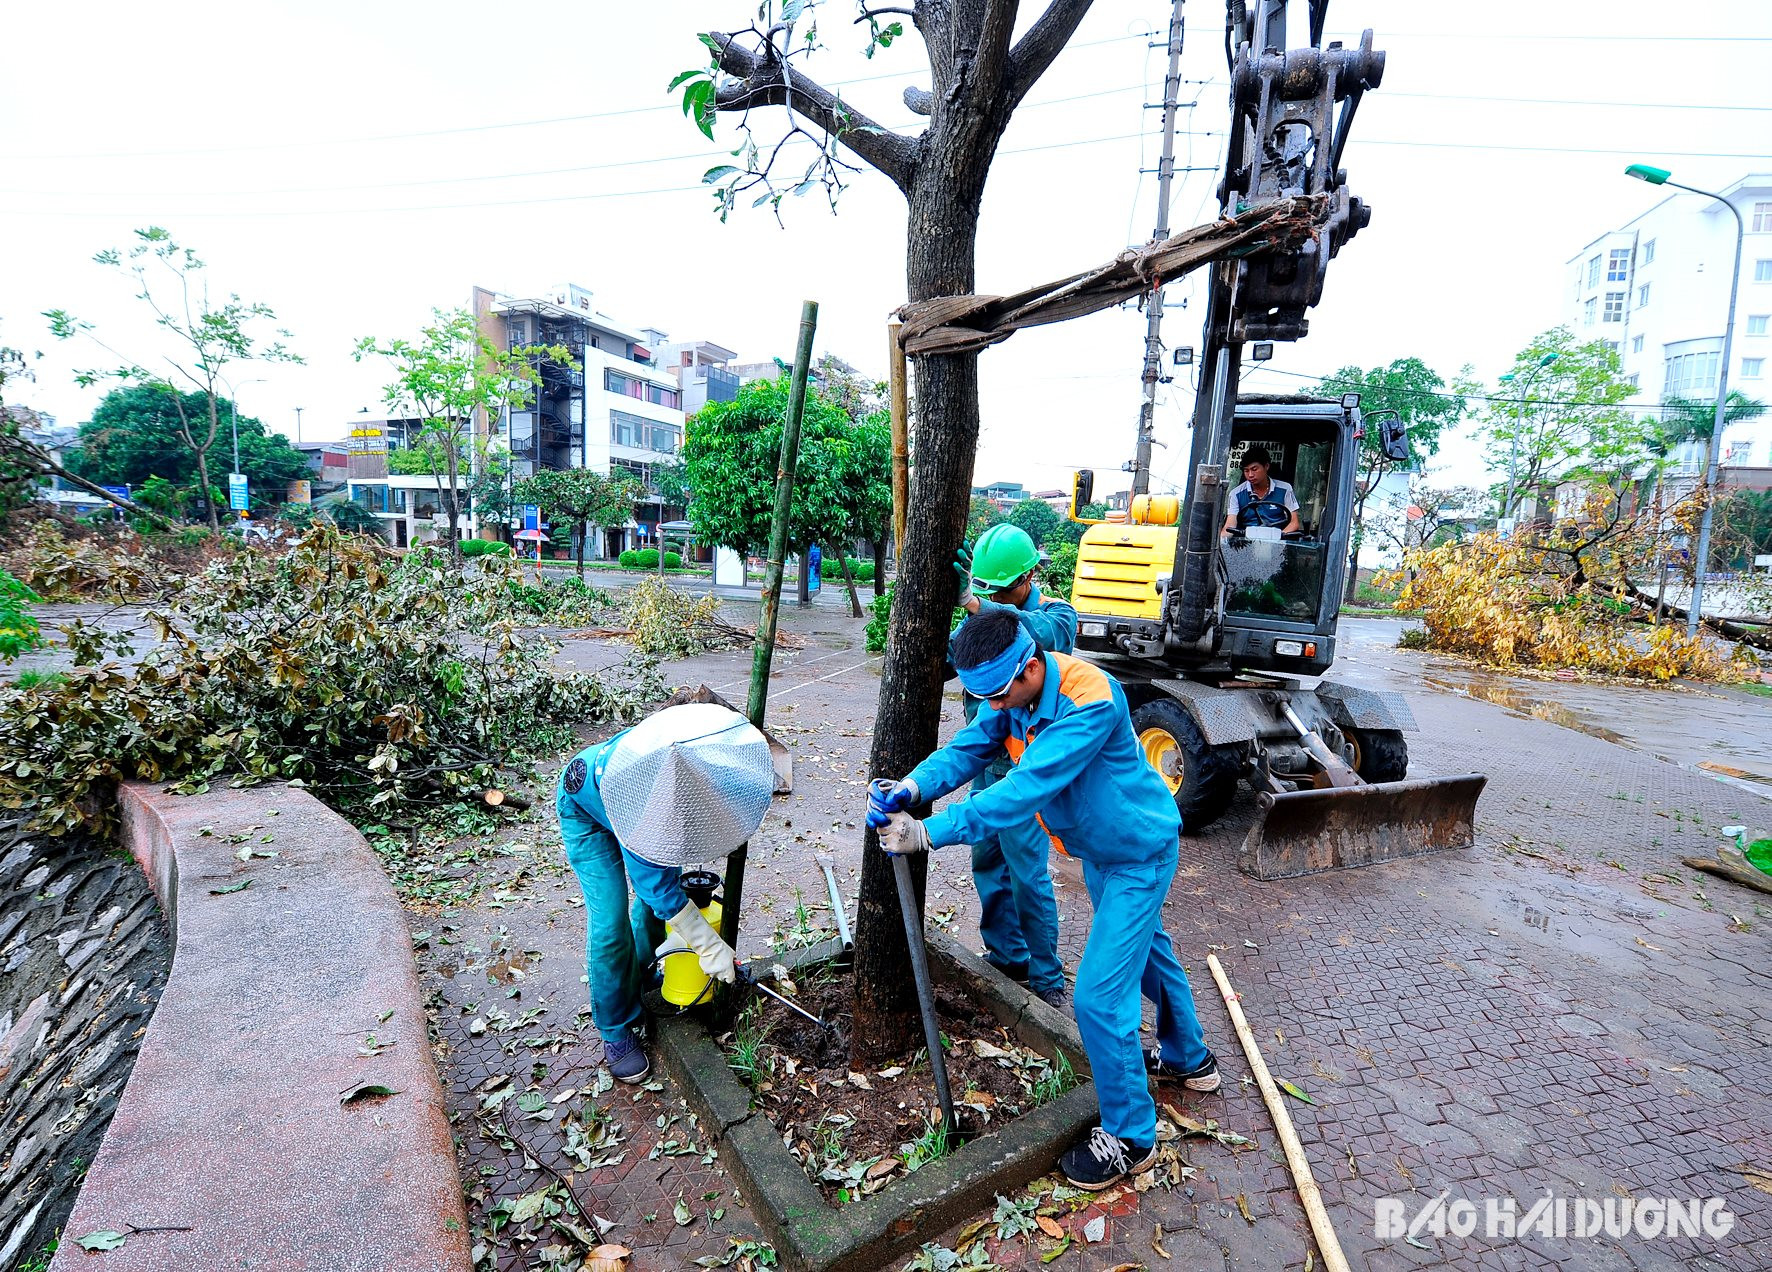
[
  {"left": 969, "top": 759, "right": 1064, "bottom": 996},
  {"left": 562, "top": 823, "right": 664, "bottom": 1044},
  {"left": 1074, "top": 847, "right": 1211, "bottom": 1146}
]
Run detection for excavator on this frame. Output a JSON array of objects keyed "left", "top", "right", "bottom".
[{"left": 1066, "top": 0, "right": 1486, "bottom": 878}]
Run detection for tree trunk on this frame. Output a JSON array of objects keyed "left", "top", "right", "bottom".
[
  {"left": 194, "top": 447, "right": 219, "bottom": 531},
  {"left": 1343, "top": 522, "right": 1364, "bottom": 605},
  {"left": 576, "top": 522, "right": 587, "bottom": 579},
  {"left": 872, "top": 536, "right": 887, "bottom": 597},
  {"left": 828, "top": 542, "right": 864, "bottom": 618},
  {"left": 851, "top": 170, "right": 989, "bottom": 1064},
  {"left": 445, "top": 441, "right": 463, "bottom": 560}
]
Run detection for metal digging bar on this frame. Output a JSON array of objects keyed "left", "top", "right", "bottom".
[
  {"left": 887, "top": 843, "right": 956, "bottom": 1135},
  {"left": 816, "top": 852, "right": 854, "bottom": 951}
]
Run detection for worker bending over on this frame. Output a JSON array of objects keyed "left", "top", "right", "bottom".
[
  {"left": 952, "top": 524, "right": 1076, "bottom": 1009},
  {"left": 557, "top": 703, "right": 772, "bottom": 1083},
  {"left": 869, "top": 609, "right": 1219, "bottom": 1190}
]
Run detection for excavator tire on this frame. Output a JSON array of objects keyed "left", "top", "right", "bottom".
[
  {"left": 1345, "top": 728, "right": 1408, "bottom": 783},
  {"left": 1131, "top": 697, "right": 1242, "bottom": 833}
]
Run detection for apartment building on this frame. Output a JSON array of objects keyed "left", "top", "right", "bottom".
[{"left": 1564, "top": 174, "right": 1772, "bottom": 484}]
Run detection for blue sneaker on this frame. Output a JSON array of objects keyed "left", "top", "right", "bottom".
[{"left": 605, "top": 1030, "right": 650, "bottom": 1084}]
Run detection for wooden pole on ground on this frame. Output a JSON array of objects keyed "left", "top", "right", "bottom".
[
  {"left": 1206, "top": 953, "right": 1351, "bottom": 1272},
  {"left": 887, "top": 318, "right": 910, "bottom": 566}
]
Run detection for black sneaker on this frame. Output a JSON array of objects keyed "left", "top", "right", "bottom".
[
  {"left": 1145, "top": 1047, "right": 1221, "bottom": 1092},
  {"left": 1034, "top": 985, "right": 1069, "bottom": 1013},
  {"left": 605, "top": 1029, "right": 650, "bottom": 1084},
  {"left": 1060, "top": 1126, "right": 1156, "bottom": 1191}
]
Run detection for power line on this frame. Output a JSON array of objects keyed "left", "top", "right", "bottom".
[
  {"left": 1323, "top": 29, "right": 1772, "bottom": 43},
  {"left": 1246, "top": 364, "right": 1750, "bottom": 417},
  {"left": 1, "top": 30, "right": 1164, "bottom": 162},
  {"left": 1355, "top": 138, "right": 1772, "bottom": 160},
  {"left": 1384, "top": 90, "right": 1772, "bottom": 113}
]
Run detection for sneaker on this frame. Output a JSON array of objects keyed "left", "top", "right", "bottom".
[
  {"left": 1144, "top": 1047, "right": 1220, "bottom": 1092},
  {"left": 1060, "top": 1126, "right": 1156, "bottom": 1191},
  {"left": 1034, "top": 985, "right": 1069, "bottom": 1013},
  {"left": 604, "top": 1030, "right": 650, "bottom": 1084}
]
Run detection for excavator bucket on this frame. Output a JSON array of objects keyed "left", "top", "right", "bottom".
[{"left": 1238, "top": 773, "right": 1488, "bottom": 880}]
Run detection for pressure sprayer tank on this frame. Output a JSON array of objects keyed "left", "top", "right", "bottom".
[{"left": 659, "top": 868, "right": 723, "bottom": 1008}]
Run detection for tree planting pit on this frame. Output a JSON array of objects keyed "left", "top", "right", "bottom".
[{"left": 656, "top": 932, "right": 1100, "bottom": 1272}]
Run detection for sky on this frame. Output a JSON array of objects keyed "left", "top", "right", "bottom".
[{"left": 3, "top": 1, "right": 1769, "bottom": 500}]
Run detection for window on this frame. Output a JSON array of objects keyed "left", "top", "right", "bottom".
[
  {"left": 1641, "top": 239, "right": 1655, "bottom": 265},
  {"left": 1583, "top": 296, "right": 1597, "bottom": 325},
  {"left": 1727, "top": 441, "right": 1751, "bottom": 464},
  {"left": 602, "top": 369, "right": 680, "bottom": 409},
  {"left": 1744, "top": 357, "right": 1766, "bottom": 379},
  {"left": 1586, "top": 255, "right": 1602, "bottom": 287},
  {"left": 1749, "top": 315, "right": 1770, "bottom": 336},
  {"left": 1664, "top": 350, "right": 1721, "bottom": 398},
  {"left": 611, "top": 410, "right": 681, "bottom": 454},
  {"left": 1607, "top": 248, "right": 1630, "bottom": 281},
  {"left": 1755, "top": 202, "right": 1772, "bottom": 232},
  {"left": 1756, "top": 260, "right": 1772, "bottom": 283},
  {"left": 1625, "top": 373, "right": 1639, "bottom": 389},
  {"left": 1603, "top": 292, "right": 1625, "bottom": 323},
  {"left": 1637, "top": 283, "right": 1650, "bottom": 308},
  {"left": 1631, "top": 334, "right": 1645, "bottom": 354},
  {"left": 1604, "top": 340, "right": 1620, "bottom": 355}
]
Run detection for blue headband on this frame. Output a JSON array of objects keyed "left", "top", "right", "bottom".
[{"left": 957, "top": 627, "right": 1037, "bottom": 699}]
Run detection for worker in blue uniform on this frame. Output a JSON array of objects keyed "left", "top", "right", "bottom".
[
  {"left": 557, "top": 704, "right": 771, "bottom": 1084},
  {"left": 951, "top": 523, "right": 1076, "bottom": 1009},
  {"left": 869, "top": 608, "right": 1220, "bottom": 1190}
]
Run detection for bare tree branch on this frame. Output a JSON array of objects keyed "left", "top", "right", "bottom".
[
  {"left": 709, "top": 32, "right": 920, "bottom": 190},
  {"left": 970, "top": 0, "right": 1020, "bottom": 104},
  {"left": 1005, "top": 0, "right": 1095, "bottom": 109}
]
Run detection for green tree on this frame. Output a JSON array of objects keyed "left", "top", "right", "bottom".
[
  {"left": 514, "top": 467, "right": 643, "bottom": 579},
  {"left": 1315, "top": 357, "right": 1470, "bottom": 602},
  {"left": 66, "top": 385, "right": 307, "bottom": 511},
  {"left": 355, "top": 309, "right": 567, "bottom": 559},
  {"left": 45, "top": 226, "right": 302, "bottom": 530},
  {"left": 1004, "top": 496, "right": 1061, "bottom": 546},
  {"left": 684, "top": 0, "right": 1099, "bottom": 1058},
  {"left": 682, "top": 377, "right": 854, "bottom": 560},
  {"left": 652, "top": 457, "right": 692, "bottom": 512},
  {"left": 1046, "top": 501, "right": 1108, "bottom": 546},
  {"left": 1484, "top": 328, "right": 1646, "bottom": 520},
  {"left": 833, "top": 412, "right": 894, "bottom": 595},
  {"left": 964, "top": 495, "right": 1003, "bottom": 544},
  {"left": 0, "top": 337, "right": 46, "bottom": 521},
  {"left": 467, "top": 442, "right": 517, "bottom": 539},
  {"left": 1653, "top": 391, "right": 1769, "bottom": 450}
]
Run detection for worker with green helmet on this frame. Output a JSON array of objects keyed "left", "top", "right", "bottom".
[{"left": 949, "top": 521, "right": 1076, "bottom": 1009}]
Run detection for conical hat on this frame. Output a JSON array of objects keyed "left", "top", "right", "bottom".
[{"left": 600, "top": 703, "right": 773, "bottom": 866}]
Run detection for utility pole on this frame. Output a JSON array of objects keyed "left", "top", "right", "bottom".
[
  {"left": 294, "top": 406, "right": 304, "bottom": 444},
  {"left": 1130, "top": 0, "right": 1187, "bottom": 498}
]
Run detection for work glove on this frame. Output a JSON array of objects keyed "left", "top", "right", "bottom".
[
  {"left": 953, "top": 544, "right": 976, "bottom": 609},
  {"left": 866, "top": 777, "right": 921, "bottom": 829},
  {"left": 878, "top": 811, "right": 932, "bottom": 856},
  {"left": 668, "top": 901, "right": 738, "bottom": 984}
]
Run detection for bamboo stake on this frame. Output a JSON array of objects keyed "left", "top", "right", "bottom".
[
  {"left": 1206, "top": 953, "right": 1351, "bottom": 1272},
  {"left": 887, "top": 317, "right": 910, "bottom": 563}
]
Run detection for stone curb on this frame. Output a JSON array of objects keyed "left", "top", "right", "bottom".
[
  {"left": 658, "top": 932, "right": 1098, "bottom": 1272},
  {"left": 51, "top": 781, "right": 471, "bottom": 1272}
]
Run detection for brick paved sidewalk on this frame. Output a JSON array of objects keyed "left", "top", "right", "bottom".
[{"left": 417, "top": 608, "right": 1772, "bottom": 1272}]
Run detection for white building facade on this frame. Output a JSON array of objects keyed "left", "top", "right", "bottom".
[{"left": 1564, "top": 174, "right": 1772, "bottom": 478}]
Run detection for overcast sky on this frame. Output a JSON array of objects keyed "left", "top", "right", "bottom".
[{"left": 4, "top": 1, "right": 1768, "bottom": 498}]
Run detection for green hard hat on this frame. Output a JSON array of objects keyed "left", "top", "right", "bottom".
[{"left": 970, "top": 523, "right": 1041, "bottom": 590}]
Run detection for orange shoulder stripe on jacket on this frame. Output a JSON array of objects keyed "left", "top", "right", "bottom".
[{"left": 1054, "top": 653, "right": 1113, "bottom": 707}]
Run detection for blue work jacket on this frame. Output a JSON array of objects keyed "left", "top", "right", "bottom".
[
  {"left": 556, "top": 729, "right": 690, "bottom": 921},
  {"left": 909, "top": 652, "right": 1182, "bottom": 865}
]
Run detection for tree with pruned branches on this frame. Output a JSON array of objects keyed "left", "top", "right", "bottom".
[{"left": 678, "top": 0, "right": 1098, "bottom": 1060}]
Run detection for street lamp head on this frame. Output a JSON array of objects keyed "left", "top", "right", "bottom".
[
  {"left": 1499, "top": 373, "right": 1515, "bottom": 383},
  {"left": 1625, "top": 163, "right": 1671, "bottom": 186},
  {"left": 1536, "top": 352, "right": 1560, "bottom": 368}
]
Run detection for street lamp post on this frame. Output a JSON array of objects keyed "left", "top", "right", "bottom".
[
  {"left": 221, "top": 376, "right": 266, "bottom": 517},
  {"left": 1497, "top": 351, "right": 1559, "bottom": 528},
  {"left": 1625, "top": 164, "right": 1744, "bottom": 638}
]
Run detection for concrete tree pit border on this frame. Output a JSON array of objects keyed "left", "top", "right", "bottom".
[{"left": 656, "top": 931, "right": 1099, "bottom": 1272}]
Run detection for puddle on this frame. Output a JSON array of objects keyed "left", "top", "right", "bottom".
[{"left": 1422, "top": 675, "right": 1627, "bottom": 746}]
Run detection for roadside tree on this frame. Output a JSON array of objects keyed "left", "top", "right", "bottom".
[
  {"left": 44, "top": 227, "right": 301, "bottom": 530},
  {"left": 1314, "top": 357, "right": 1471, "bottom": 601},
  {"left": 1004, "top": 496, "right": 1060, "bottom": 546},
  {"left": 515, "top": 467, "right": 643, "bottom": 579},
  {"left": 355, "top": 309, "right": 568, "bottom": 559},
  {"left": 681, "top": 0, "right": 1101, "bottom": 1057}
]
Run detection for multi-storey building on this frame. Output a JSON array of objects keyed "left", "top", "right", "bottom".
[
  {"left": 1564, "top": 174, "right": 1772, "bottom": 485},
  {"left": 470, "top": 284, "right": 702, "bottom": 558}
]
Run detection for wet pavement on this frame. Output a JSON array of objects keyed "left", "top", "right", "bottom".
[{"left": 412, "top": 605, "right": 1770, "bottom": 1271}]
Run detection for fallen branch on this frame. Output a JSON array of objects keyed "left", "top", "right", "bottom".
[
  {"left": 1623, "top": 581, "right": 1772, "bottom": 652},
  {"left": 1681, "top": 856, "right": 1772, "bottom": 898}
]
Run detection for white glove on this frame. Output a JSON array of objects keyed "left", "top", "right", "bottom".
[
  {"left": 669, "top": 901, "right": 738, "bottom": 984},
  {"left": 879, "top": 811, "right": 932, "bottom": 856}
]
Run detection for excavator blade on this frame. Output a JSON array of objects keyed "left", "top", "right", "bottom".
[{"left": 1238, "top": 774, "right": 1488, "bottom": 880}]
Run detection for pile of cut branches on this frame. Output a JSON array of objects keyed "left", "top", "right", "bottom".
[
  {"left": 566, "top": 577, "right": 804, "bottom": 659},
  {"left": 0, "top": 528, "right": 660, "bottom": 837}
]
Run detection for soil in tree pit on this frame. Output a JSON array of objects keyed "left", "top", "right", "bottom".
[{"left": 726, "top": 967, "right": 1078, "bottom": 1205}]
